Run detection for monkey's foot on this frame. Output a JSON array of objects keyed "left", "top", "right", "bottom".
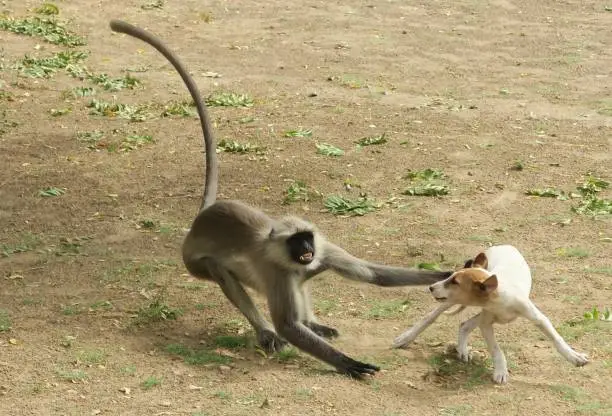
[
  {"left": 306, "top": 322, "right": 339, "bottom": 339},
  {"left": 337, "top": 356, "right": 380, "bottom": 379},
  {"left": 257, "top": 329, "right": 287, "bottom": 353}
]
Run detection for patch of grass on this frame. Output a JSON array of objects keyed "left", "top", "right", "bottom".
[
  {"left": 403, "top": 183, "right": 449, "bottom": 197},
  {"left": 56, "top": 369, "right": 87, "bottom": 382},
  {"left": 403, "top": 168, "right": 446, "bottom": 181},
  {"left": 87, "top": 99, "right": 152, "bottom": 121},
  {"left": 61, "top": 304, "right": 82, "bottom": 316},
  {"left": 583, "top": 306, "right": 612, "bottom": 321},
  {"left": 38, "top": 187, "right": 65, "bottom": 197},
  {"left": 1, "top": 233, "right": 41, "bottom": 257},
  {"left": 585, "top": 267, "right": 612, "bottom": 276},
  {"left": 121, "top": 365, "right": 136, "bottom": 375},
  {"left": 276, "top": 347, "right": 299, "bottom": 362},
  {"left": 295, "top": 388, "right": 313, "bottom": 399},
  {"left": 573, "top": 197, "right": 612, "bottom": 216},
  {"left": 120, "top": 134, "right": 154, "bottom": 152},
  {"left": 557, "top": 318, "right": 605, "bottom": 341},
  {"left": 403, "top": 169, "right": 449, "bottom": 196},
  {"left": 76, "top": 130, "right": 104, "bottom": 149},
  {"left": 510, "top": 160, "right": 525, "bottom": 171},
  {"left": 0, "top": 310, "right": 11, "bottom": 332},
  {"left": 14, "top": 50, "right": 88, "bottom": 78},
  {"left": 556, "top": 247, "right": 589, "bottom": 258},
  {"left": 206, "top": 92, "right": 253, "bottom": 107},
  {"left": 0, "top": 16, "right": 85, "bottom": 46},
  {"left": 88, "top": 73, "right": 141, "bottom": 92},
  {"left": 103, "top": 261, "right": 176, "bottom": 284},
  {"left": 89, "top": 300, "right": 113, "bottom": 311},
  {"left": 214, "top": 335, "right": 248, "bottom": 349},
  {"left": 324, "top": 194, "right": 378, "bottom": 216},
  {"left": 427, "top": 352, "right": 490, "bottom": 388},
  {"left": 282, "top": 181, "right": 312, "bottom": 205},
  {"left": 78, "top": 349, "right": 106, "bottom": 365},
  {"left": 162, "top": 99, "right": 196, "bottom": 117},
  {"left": 333, "top": 74, "right": 366, "bottom": 89},
  {"left": 356, "top": 132, "right": 388, "bottom": 147},
  {"left": 364, "top": 300, "right": 410, "bottom": 319},
  {"left": 596, "top": 99, "right": 612, "bottom": 116},
  {"left": 284, "top": 128, "right": 313, "bottom": 138},
  {"left": 141, "top": 0, "right": 164, "bottom": 9},
  {"left": 525, "top": 188, "right": 567, "bottom": 199},
  {"left": 577, "top": 175, "right": 609, "bottom": 195},
  {"left": 142, "top": 376, "right": 161, "bottom": 389},
  {"left": 314, "top": 300, "right": 337, "bottom": 315},
  {"left": 35, "top": 3, "right": 60, "bottom": 15},
  {"left": 216, "top": 139, "right": 264, "bottom": 153},
  {"left": 214, "top": 391, "right": 232, "bottom": 400},
  {"left": 316, "top": 142, "right": 344, "bottom": 156},
  {"left": 165, "top": 343, "right": 231, "bottom": 365},
  {"left": 573, "top": 174, "right": 612, "bottom": 216},
  {"left": 417, "top": 262, "right": 441, "bottom": 271},
  {"left": 135, "top": 298, "right": 183, "bottom": 324}
]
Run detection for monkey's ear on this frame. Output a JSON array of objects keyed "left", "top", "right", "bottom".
[
  {"left": 472, "top": 252, "right": 488, "bottom": 269},
  {"left": 478, "top": 275, "right": 498, "bottom": 293}
]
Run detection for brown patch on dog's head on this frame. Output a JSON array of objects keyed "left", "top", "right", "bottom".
[{"left": 429, "top": 260, "right": 498, "bottom": 306}]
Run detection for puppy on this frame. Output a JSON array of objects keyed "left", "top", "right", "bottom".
[{"left": 392, "top": 244, "right": 589, "bottom": 384}]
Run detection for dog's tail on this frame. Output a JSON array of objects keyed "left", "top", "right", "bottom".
[{"left": 444, "top": 305, "right": 466, "bottom": 316}]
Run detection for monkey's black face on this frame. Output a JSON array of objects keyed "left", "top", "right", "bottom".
[{"left": 286, "top": 231, "right": 315, "bottom": 265}]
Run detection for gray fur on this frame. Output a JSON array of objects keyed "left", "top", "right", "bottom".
[{"left": 109, "top": 20, "right": 453, "bottom": 378}]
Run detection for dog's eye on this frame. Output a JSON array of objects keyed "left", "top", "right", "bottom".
[{"left": 450, "top": 278, "right": 458, "bottom": 285}]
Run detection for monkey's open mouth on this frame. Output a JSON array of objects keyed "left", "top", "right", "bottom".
[
  {"left": 434, "top": 296, "right": 447, "bottom": 301},
  {"left": 299, "top": 252, "right": 313, "bottom": 263}
]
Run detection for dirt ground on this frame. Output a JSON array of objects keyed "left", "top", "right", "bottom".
[{"left": 1, "top": 0, "right": 611, "bottom": 415}]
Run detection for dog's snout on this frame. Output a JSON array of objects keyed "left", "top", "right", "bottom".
[{"left": 428, "top": 285, "right": 434, "bottom": 293}]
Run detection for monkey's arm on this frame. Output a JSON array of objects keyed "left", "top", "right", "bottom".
[
  {"left": 268, "top": 276, "right": 379, "bottom": 378},
  {"left": 322, "top": 242, "right": 452, "bottom": 286}
]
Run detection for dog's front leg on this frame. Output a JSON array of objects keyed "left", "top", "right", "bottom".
[
  {"left": 392, "top": 303, "right": 453, "bottom": 348},
  {"left": 521, "top": 301, "right": 589, "bottom": 367},
  {"left": 479, "top": 312, "right": 508, "bottom": 384},
  {"left": 456, "top": 313, "right": 481, "bottom": 362}
]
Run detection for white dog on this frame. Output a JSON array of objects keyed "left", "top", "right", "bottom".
[{"left": 392, "top": 245, "right": 589, "bottom": 384}]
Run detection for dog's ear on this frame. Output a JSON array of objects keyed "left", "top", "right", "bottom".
[
  {"left": 472, "top": 252, "right": 488, "bottom": 269},
  {"left": 462, "top": 258, "right": 474, "bottom": 269},
  {"left": 478, "top": 274, "right": 498, "bottom": 294}
]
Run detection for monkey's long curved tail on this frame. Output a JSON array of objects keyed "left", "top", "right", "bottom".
[{"left": 109, "top": 20, "right": 218, "bottom": 210}]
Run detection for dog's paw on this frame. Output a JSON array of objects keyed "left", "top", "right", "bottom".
[
  {"left": 566, "top": 350, "right": 589, "bottom": 367},
  {"left": 456, "top": 346, "right": 472, "bottom": 363},
  {"left": 492, "top": 369, "right": 509, "bottom": 385}
]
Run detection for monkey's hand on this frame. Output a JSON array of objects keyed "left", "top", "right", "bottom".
[
  {"left": 257, "top": 329, "right": 287, "bottom": 353},
  {"left": 337, "top": 356, "right": 380, "bottom": 379},
  {"left": 305, "top": 322, "right": 339, "bottom": 339}
]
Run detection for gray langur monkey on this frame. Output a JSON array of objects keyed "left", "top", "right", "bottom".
[{"left": 109, "top": 19, "right": 453, "bottom": 378}]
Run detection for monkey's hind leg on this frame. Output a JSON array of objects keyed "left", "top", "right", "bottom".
[
  {"left": 205, "top": 260, "right": 287, "bottom": 352},
  {"left": 300, "top": 282, "right": 339, "bottom": 339}
]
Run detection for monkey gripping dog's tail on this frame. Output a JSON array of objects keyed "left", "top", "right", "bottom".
[{"left": 109, "top": 20, "right": 218, "bottom": 210}]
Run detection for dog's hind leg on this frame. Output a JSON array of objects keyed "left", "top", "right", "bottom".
[{"left": 521, "top": 300, "right": 589, "bottom": 367}]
